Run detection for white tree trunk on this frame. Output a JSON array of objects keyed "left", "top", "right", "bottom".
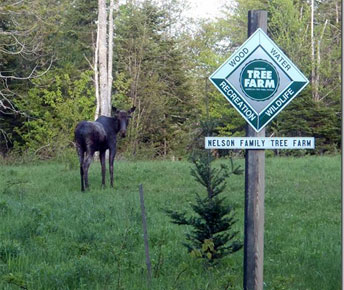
[
  {"left": 107, "top": 0, "right": 115, "bottom": 108},
  {"left": 98, "top": 0, "right": 110, "bottom": 116},
  {"left": 315, "top": 19, "right": 328, "bottom": 102},
  {"left": 95, "top": 0, "right": 117, "bottom": 118},
  {"left": 94, "top": 24, "right": 100, "bottom": 120}
]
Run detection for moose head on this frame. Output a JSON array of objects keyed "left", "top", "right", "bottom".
[{"left": 112, "top": 106, "right": 136, "bottom": 138}]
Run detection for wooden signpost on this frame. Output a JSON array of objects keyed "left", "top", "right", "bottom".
[
  {"left": 244, "top": 11, "right": 266, "bottom": 290},
  {"left": 208, "top": 10, "right": 311, "bottom": 290}
]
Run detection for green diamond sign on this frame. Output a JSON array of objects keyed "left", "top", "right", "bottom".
[{"left": 209, "top": 28, "right": 309, "bottom": 132}]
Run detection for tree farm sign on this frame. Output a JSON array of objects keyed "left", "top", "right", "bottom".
[
  {"left": 205, "top": 137, "right": 315, "bottom": 150},
  {"left": 209, "top": 28, "right": 309, "bottom": 133}
]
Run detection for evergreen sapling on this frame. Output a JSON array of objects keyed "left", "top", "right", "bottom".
[{"left": 165, "top": 151, "right": 243, "bottom": 263}]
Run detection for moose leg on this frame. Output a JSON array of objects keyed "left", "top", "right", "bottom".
[
  {"left": 83, "top": 149, "right": 94, "bottom": 189},
  {"left": 100, "top": 150, "right": 106, "bottom": 188},
  {"left": 80, "top": 163, "right": 85, "bottom": 191},
  {"left": 109, "top": 149, "right": 116, "bottom": 188},
  {"left": 76, "top": 145, "right": 85, "bottom": 191}
]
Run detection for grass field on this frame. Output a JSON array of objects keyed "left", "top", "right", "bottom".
[{"left": 0, "top": 155, "right": 341, "bottom": 289}]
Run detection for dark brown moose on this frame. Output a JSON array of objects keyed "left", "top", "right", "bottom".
[{"left": 74, "top": 106, "right": 135, "bottom": 191}]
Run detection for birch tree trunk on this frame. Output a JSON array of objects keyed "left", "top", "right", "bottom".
[
  {"left": 107, "top": 0, "right": 114, "bottom": 106},
  {"left": 98, "top": 0, "right": 110, "bottom": 117},
  {"left": 94, "top": 24, "right": 101, "bottom": 120},
  {"left": 315, "top": 19, "right": 328, "bottom": 102}
]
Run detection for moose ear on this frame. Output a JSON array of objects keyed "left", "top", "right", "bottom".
[
  {"left": 128, "top": 106, "right": 136, "bottom": 114},
  {"left": 111, "top": 106, "right": 119, "bottom": 114}
]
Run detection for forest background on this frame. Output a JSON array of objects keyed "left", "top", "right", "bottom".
[{"left": 0, "top": 0, "right": 341, "bottom": 160}]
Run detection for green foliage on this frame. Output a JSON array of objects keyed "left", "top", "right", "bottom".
[
  {"left": 0, "top": 0, "right": 97, "bottom": 156},
  {"left": 190, "top": 152, "right": 243, "bottom": 198},
  {"left": 13, "top": 70, "right": 95, "bottom": 156},
  {"left": 273, "top": 92, "right": 341, "bottom": 154},
  {"left": 165, "top": 147, "right": 243, "bottom": 263},
  {"left": 113, "top": 72, "right": 132, "bottom": 109},
  {"left": 113, "top": 1, "right": 198, "bottom": 158},
  {"left": 167, "top": 191, "right": 243, "bottom": 262},
  {"left": 266, "top": 0, "right": 341, "bottom": 154}
]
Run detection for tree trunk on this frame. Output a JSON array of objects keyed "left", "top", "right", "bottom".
[
  {"left": 315, "top": 19, "right": 328, "bottom": 102},
  {"left": 94, "top": 24, "right": 100, "bottom": 120},
  {"left": 98, "top": 0, "right": 110, "bottom": 116},
  {"left": 107, "top": 0, "right": 114, "bottom": 107}
]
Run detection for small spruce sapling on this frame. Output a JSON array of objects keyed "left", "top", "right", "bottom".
[{"left": 165, "top": 150, "right": 243, "bottom": 263}]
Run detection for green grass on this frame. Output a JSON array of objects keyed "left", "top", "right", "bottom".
[{"left": 0, "top": 155, "right": 340, "bottom": 289}]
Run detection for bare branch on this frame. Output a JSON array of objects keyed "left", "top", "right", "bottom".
[
  {"left": 0, "top": 89, "right": 25, "bottom": 115},
  {"left": 319, "top": 84, "right": 340, "bottom": 102},
  {"left": 0, "top": 32, "right": 27, "bottom": 55},
  {"left": 6, "top": 0, "right": 24, "bottom": 7},
  {"left": 34, "top": 143, "right": 51, "bottom": 155},
  {"left": 83, "top": 53, "right": 94, "bottom": 70},
  {"left": 0, "top": 58, "right": 54, "bottom": 80}
]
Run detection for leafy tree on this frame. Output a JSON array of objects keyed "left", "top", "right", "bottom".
[
  {"left": 0, "top": 0, "right": 52, "bottom": 154},
  {"left": 114, "top": 1, "right": 197, "bottom": 157},
  {"left": 266, "top": 0, "right": 341, "bottom": 153},
  {"left": 0, "top": 0, "right": 97, "bottom": 155},
  {"left": 13, "top": 70, "right": 95, "bottom": 156}
]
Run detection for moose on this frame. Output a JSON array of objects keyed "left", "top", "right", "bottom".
[{"left": 74, "top": 106, "right": 135, "bottom": 191}]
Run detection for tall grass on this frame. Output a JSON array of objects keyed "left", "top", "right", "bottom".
[{"left": 0, "top": 155, "right": 340, "bottom": 289}]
